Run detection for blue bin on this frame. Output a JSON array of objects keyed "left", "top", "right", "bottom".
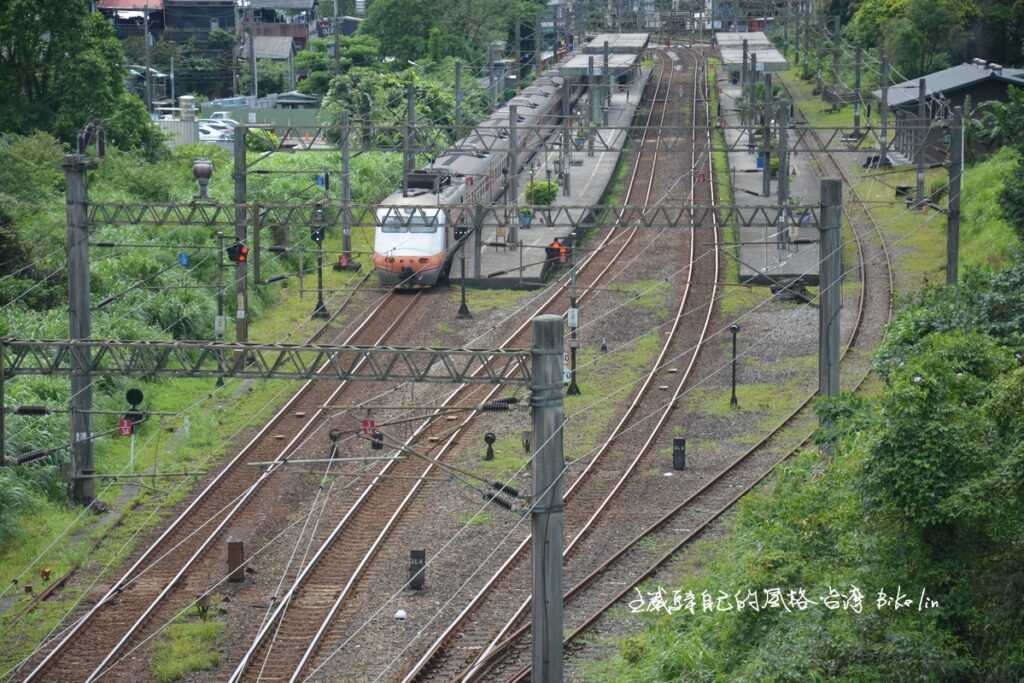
[{"left": 756, "top": 154, "right": 765, "bottom": 169}]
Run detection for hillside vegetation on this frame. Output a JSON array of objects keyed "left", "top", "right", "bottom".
[{"left": 591, "top": 255, "right": 1024, "bottom": 682}]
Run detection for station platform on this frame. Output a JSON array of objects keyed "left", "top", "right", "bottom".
[
  {"left": 717, "top": 79, "right": 823, "bottom": 287},
  {"left": 457, "top": 65, "right": 653, "bottom": 288}
]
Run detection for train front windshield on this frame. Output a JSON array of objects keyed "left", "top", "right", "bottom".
[{"left": 380, "top": 214, "right": 440, "bottom": 233}]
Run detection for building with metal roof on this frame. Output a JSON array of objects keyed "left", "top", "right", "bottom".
[{"left": 873, "top": 61, "right": 1024, "bottom": 109}]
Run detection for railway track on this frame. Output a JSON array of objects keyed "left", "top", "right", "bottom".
[
  {"left": 222, "top": 52, "right": 706, "bottom": 683},
  {"left": 391, "top": 47, "right": 721, "bottom": 683},
  {"left": 478, "top": 57, "right": 898, "bottom": 683},
  {"left": 13, "top": 273, "right": 436, "bottom": 682}
]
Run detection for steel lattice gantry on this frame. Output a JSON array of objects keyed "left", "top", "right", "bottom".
[{"left": 0, "top": 339, "right": 532, "bottom": 386}]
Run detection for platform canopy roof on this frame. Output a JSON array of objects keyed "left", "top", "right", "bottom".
[
  {"left": 584, "top": 33, "right": 650, "bottom": 54},
  {"left": 716, "top": 31, "right": 788, "bottom": 72},
  {"left": 560, "top": 53, "right": 639, "bottom": 78}
]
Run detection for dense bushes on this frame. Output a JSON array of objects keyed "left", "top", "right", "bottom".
[{"left": 594, "top": 259, "right": 1024, "bottom": 681}]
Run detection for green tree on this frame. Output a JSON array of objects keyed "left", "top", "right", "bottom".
[
  {"left": 360, "top": 0, "right": 439, "bottom": 63},
  {"left": 295, "top": 36, "right": 382, "bottom": 95},
  {"left": 1, "top": 4, "right": 118, "bottom": 136}
]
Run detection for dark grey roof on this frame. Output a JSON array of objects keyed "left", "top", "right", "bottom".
[{"left": 875, "top": 62, "right": 1024, "bottom": 107}]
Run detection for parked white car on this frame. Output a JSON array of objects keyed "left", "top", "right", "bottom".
[
  {"left": 209, "top": 112, "right": 241, "bottom": 127},
  {"left": 198, "top": 119, "right": 235, "bottom": 134},
  {"left": 198, "top": 125, "right": 232, "bottom": 142}
]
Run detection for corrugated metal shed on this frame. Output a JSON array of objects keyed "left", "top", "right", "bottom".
[
  {"left": 242, "top": 35, "right": 295, "bottom": 60},
  {"left": 874, "top": 62, "right": 1024, "bottom": 108}
]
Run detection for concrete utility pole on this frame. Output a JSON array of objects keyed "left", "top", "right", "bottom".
[
  {"left": 63, "top": 155, "right": 95, "bottom": 503},
  {"left": 529, "top": 314, "right": 565, "bottom": 683},
  {"left": 473, "top": 203, "right": 484, "bottom": 279},
  {"left": 947, "top": 106, "right": 963, "bottom": 285},
  {"left": 403, "top": 84, "right": 414, "bottom": 197},
  {"left": 853, "top": 46, "right": 862, "bottom": 136},
  {"left": 818, "top": 178, "right": 842, "bottom": 405},
  {"left": 333, "top": 0, "right": 341, "bottom": 76},
  {"left": 784, "top": 0, "right": 790, "bottom": 53},
  {"left": 509, "top": 104, "right": 520, "bottom": 247},
  {"left": 880, "top": 52, "right": 889, "bottom": 166},
  {"left": 916, "top": 78, "right": 927, "bottom": 205},
  {"left": 233, "top": 129, "right": 249, "bottom": 343},
  {"left": 567, "top": 247, "right": 580, "bottom": 395}
]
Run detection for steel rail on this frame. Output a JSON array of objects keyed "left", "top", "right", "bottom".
[
  {"left": 17, "top": 269, "right": 380, "bottom": 682},
  {"left": 461, "top": 49, "right": 718, "bottom": 682},
  {"left": 225, "top": 64, "right": 675, "bottom": 683},
  {"left": 496, "top": 66, "right": 898, "bottom": 683},
  {"left": 396, "top": 51, "right": 691, "bottom": 683},
  {"left": 84, "top": 293, "right": 420, "bottom": 683}
]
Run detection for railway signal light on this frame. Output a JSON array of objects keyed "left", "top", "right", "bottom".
[
  {"left": 226, "top": 242, "right": 249, "bottom": 263},
  {"left": 310, "top": 225, "right": 326, "bottom": 243},
  {"left": 483, "top": 432, "right": 496, "bottom": 461},
  {"left": 371, "top": 430, "right": 384, "bottom": 450}
]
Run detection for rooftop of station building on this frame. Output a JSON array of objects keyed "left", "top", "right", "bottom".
[{"left": 584, "top": 33, "right": 650, "bottom": 54}]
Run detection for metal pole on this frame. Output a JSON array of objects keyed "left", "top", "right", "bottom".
[
  {"left": 313, "top": 239, "right": 327, "bottom": 318},
  {"left": 216, "top": 230, "right": 226, "bottom": 342},
  {"left": 233, "top": 129, "right": 248, "bottom": 342},
  {"left": 455, "top": 60, "right": 463, "bottom": 131},
  {"left": 730, "top": 324, "right": 739, "bottom": 407},
  {"left": 916, "top": 78, "right": 927, "bottom": 205},
  {"left": 587, "top": 56, "right": 596, "bottom": 158},
  {"left": 762, "top": 73, "right": 772, "bottom": 198},
  {"left": 488, "top": 42, "right": 497, "bottom": 109},
  {"left": 473, "top": 203, "right": 483, "bottom": 278},
  {"left": 830, "top": 15, "right": 840, "bottom": 94},
  {"left": 784, "top": 0, "right": 790, "bottom": 53},
  {"left": 818, "top": 178, "right": 842, "bottom": 404},
  {"left": 339, "top": 111, "right": 357, "bottom": 269},
  {"left": 64, "top": 154, "right": 95, "bottom": 504},
  {"left": 604, "top": 39, "right": 612, "bottom": 126},
  {"left": 562, "top": 74, "right": 572, "bottom": 196},
  {"left": 741, "top": 39, "right": 748, "bottom": 122},
  {"left": 535, "top": 18, "right": 543, "bottom": 76},
  {"left": 567, "top": 242, "right": 580, "bottom": 395},
  {"left": 403, "top": 84, "right": 414, "bottom": 197},
  {"left": 748, "top": 53, "right": 757, "bottom": 149},
  {"left": 852, "top": 46, "right": 862, "bottom": 136},
  {"left": 457, "top": 245, "right": 471, "bottom": 318},
  {"left": 777, "top": 100, "right": 790, "bottom": 247},
  {"left": 247, "top": 18, "right": 258, "bottom": 100},
  {"left": 530, "top": 314, "right": 565, "bottom": 683},
  {"left": 947, "top": 106, "right": 963, "bottom": 285},
  {"left": 170, "top": 54, "right": 175, "bottom": 104},
  {"left": 333, "top": 0, "right": 341, "bottom": 76},
  {"left": 515, "top": 18, "right": 522, "bottom": 86},
  {"left": 144, "top": 2, "right": 151, "bottom": 112},
  {"left": 880, "top": 52, "right": 889, "bottom": 166},
  {"left": 509, "top": 104, "right": 519, "bottom": 247}
]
